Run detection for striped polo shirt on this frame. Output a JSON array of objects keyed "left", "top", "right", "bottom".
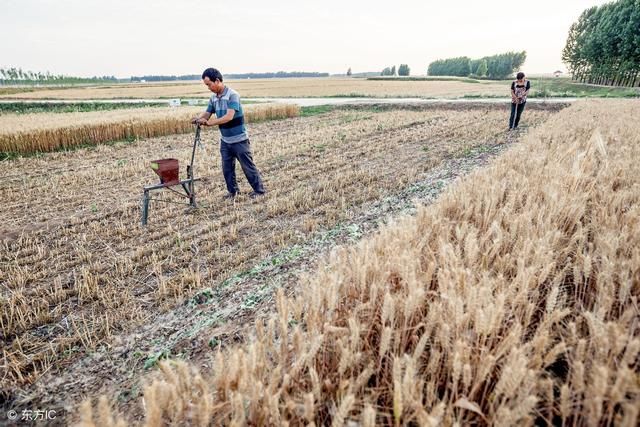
[{"left": 206, "top": 86, "right": 248, "bottom": 144}]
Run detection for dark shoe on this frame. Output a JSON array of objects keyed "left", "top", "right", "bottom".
[
  {"left": 248, "top": 191, "right": 265, "bottom": 199},
  {"left": 222, "top": 192, "right": 238, "bottom": 200}
]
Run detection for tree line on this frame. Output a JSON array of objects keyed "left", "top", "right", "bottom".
[
  {"left": 130, "top": 71, "right": 330, "bottom": 82},
  {"left": 562, "top": 0, "right": 640, "bottom": 87},
  {"left": 0, "top": 67, "right": 117, "bottom": 84},
  {"left": 0, "top": 68, "right": 331, "bottom": 85},
  {"left": 380, "top": 64, "right": 410, "bottom": 76},
  {"left": 427, "top": 51, "right": 526, "bottom": 79}
]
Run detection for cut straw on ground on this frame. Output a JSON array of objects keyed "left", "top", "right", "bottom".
[{"left": 76, "top": 99, "right": 640, "bottom": 426}]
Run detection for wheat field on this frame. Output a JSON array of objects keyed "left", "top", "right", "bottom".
[
  {"left": 0, "top": 104, "right": 300, "bottom": 154},
  {"left": 0, "top": 78, "right": 509, "bottom": 100},
  {"left": 72, "top": 100, "right": 640, "bottom": 426},
  {"left": 0, "top": 104, "right": 563, "bottom": 422}
]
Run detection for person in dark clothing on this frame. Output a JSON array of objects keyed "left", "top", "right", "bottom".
[
  {"left": 509, "top": 72, "right": 530, "bottom": 130},
  {"left": 192, "top": 68, "right": 265, "bottom": 199}
]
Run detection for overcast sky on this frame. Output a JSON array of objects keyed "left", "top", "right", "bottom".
[{"left": 0, "top": 0, "right": 611, "bottom": 77}]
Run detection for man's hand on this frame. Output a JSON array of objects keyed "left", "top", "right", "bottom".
[{"left": 194, "top": 117, "right": 208, "bottom": 126}]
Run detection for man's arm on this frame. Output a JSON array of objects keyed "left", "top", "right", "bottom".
[
  {"left": 197, "top": 109, "right": 235, "bottom": 126},
  {"left": 193, "top": 111, "right": 212, "bottom": 123}
]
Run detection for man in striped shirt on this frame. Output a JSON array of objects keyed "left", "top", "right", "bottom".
[{"left": 193, "top": 68, "right": 265, "bottom": 199}]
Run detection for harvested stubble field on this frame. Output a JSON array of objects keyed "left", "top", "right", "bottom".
[
  {"left": 0, "top": 103, "right": 300, "bottom": 154},
  {"left": 0, "top": 103, "right": 562, "bottom": 422},
  {"left": 0, "top": 78, "right": 509, "bottom": 100},
  {"left": 71, "top": 99, "right": 638, "bottom": 426}
]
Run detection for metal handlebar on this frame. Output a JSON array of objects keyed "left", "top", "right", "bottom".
[{"left": 188, "top": 124, "right": 201, "bottom": 181}]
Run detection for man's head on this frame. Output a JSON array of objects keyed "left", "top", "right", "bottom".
[
  {"left": 516, "top": 72, "right": 525, "bottom": 81},
  {"left": 202, "top": 68, "right": 224, "bottom": 94}
]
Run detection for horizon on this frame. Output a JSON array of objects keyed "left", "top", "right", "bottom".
[{"left": 0, "top": 68, "right": 567, "bottom": 80}]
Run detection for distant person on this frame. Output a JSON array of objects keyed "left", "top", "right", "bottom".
[
  {"left": 192, "top": 68, "right": 266, "bottom": 199},
  {"left": 509, "top": 72, "right": 530, "bottom": 130}
]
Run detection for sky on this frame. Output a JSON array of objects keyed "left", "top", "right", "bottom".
[{"left": 0, "top": 0, "right": 612, "bottom": 78}]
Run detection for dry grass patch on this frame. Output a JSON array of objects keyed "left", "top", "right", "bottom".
[{"left": 76, "top": 100, "right": 639, "bottom": 426}]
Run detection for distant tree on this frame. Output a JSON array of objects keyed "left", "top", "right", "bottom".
[
  {"left": 469, "top": 59, "right": 481, "bottom": 74},
  {"left": 475, "top": 59, "right": 488, "bottom": 77},
  {"left": 427, "top": 56, "right": 471, "bottom": 77},
  {"left": 0, "top": 67, "right": 121, "bottom": 84},
  {"left": 391, "top": 65, "right": 396, "bottom": 76},
  {"left": 398, "top": 64, "right": 410, "bottom": 76},
  {"left": 484, "top": 51, "right": 526, "bottom": 79},
  {"left": 381, "top": 67, "right": 392, "bottom": 76},
  {"left": 428, "top": 52, "right": 524, "bottom": 79},
  {"left": 347, "top": 67, "right": 352, "bottom": 76},
  {"left": 563, "top": 0, "right": 640, "bottom": 86}
]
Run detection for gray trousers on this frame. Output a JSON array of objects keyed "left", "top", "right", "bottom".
[{"left": 220, "top": 140, "right": 265, "bottom": 194}]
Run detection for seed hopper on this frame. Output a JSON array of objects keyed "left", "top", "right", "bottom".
[{"left": 141, "top": 124, "right": 203, "bottom": 225}]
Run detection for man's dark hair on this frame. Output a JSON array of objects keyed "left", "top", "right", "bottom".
[
  {"left": 516, "top": 72, "right": 525, "bottom": 80},
  {"left": 202, "top": 68, "right": 223, "bottom": 82}
]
